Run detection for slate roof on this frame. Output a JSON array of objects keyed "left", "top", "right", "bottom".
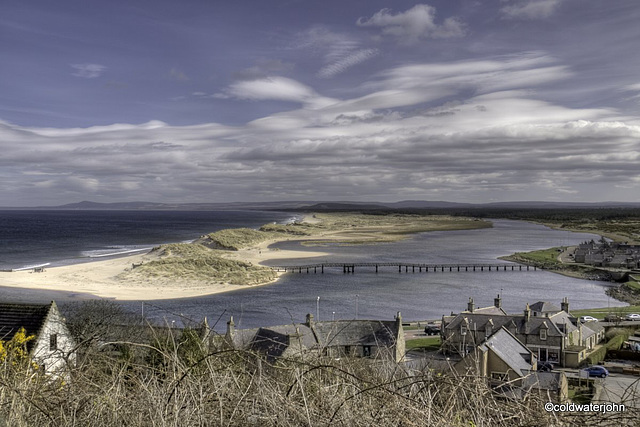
[
  {"left": 581, "top": 321, "right": 604, "bottom": 339},
  {"left": 522, "top": 371, "right": 564, "bottom": 392},
  {"left": 445, "top": 312, "right": 568, "bottom": 338},
  {"left": 0, "top": 302, "right": 52, "bottom": 339},
  {"left": 229, "top": 319, "right": 400, "bottom": 360},
  {"left": 479, "top": 328, "right": 533, "bottom": 376},
  {"left": 463, "top": 306, "right": 508, "bottom": 316},
  {"left": 0, "top": 302, "right": 54, "bottom": 351},
  {"left": 529, "top": 301, "right": 561, "bottom": 314}
]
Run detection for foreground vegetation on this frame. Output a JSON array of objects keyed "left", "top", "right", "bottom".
[{"left": 3, "top": 302, "right": 637, "bottom": 426}]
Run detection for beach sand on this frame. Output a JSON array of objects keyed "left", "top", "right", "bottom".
[
  {"left": 0, "top": 213, "right": 490, "bottom": 301},
  {"left": 0, "top": 235, "right": 328, "bottom": 300}
]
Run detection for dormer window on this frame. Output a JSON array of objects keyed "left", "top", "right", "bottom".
[{"left": 540, "top": 329, "right": 547, "bottom": 340}]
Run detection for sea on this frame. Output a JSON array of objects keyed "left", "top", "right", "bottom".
[{"left": 0, "top": 210, "right": 626, "bottom": 330}]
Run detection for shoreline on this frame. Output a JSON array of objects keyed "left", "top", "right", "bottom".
[
  {"left": 0, "top": 222, "right": 328, "bottom": 301},
  {"left": 0, "top": 213, "right": 491, "bottom": 301}
]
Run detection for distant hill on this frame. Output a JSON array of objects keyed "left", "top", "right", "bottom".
[{"left": 4, "top": 199, "right": 640, "bottom": 211}]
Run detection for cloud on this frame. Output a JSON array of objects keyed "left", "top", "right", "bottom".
[
  {"left": 232, "top": 59, "right": 295, "bottom": 81},
  {"left": 318, "top": 49, "right": 380, "bottom": 79},
  {"left": 500, "top": 0, "right": 564, "bottom": 20},
  {"left": 3, "top": 55, "right": 640, "bottom": 205},
  {"left": 295, "top": 26, "right": 379, "bottom": 78},
  {"left": 357, "top": 4, "right": 466, "bottom": 44},
  {"left": 70, "top": 63, "right": 106, "bottom": 78},
  {"left": 222, "top": 76, "right": 317, "bottom": 103},
  {"left": 169, "top": 68, "right": 189, "bottom": 81}
]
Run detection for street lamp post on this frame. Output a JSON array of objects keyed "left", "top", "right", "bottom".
[
  {"left": 316, "top": 296, "right": 320, "bottom": 321},
  {"left": 355, "top": 294, "right": 359, "bottom": 320}
]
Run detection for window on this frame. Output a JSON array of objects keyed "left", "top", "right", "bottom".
[
  {"left": 540, "top": 329, "right": 547, "bottom": 340},
  {"left": 363, "top": 346, "right": 372, "bottom": 357},
  {"left": 344, "top": 345, "right": 351, "bottom": 355},
  {"left": 485, "top": 325, "right": 492, "bottom": 338},
  {"left": 49, "top": 333, "right": 58, "bottom": 350},
  {"left": 491, "top": 372, "right": 508, "bottom": 381}
]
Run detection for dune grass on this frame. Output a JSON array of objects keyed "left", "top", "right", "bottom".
[{"left": 120, "top": 243, "right": 276, "bottom": 286}]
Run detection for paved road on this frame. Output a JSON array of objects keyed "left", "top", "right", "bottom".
[{"left": 595, "top": 374, "right": 640, "bottom": 408}]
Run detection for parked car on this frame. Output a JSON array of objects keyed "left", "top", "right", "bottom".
[
  {"left": 624, "top": 313, "right": 640, "bottom": 321},
  {"left": 604, "top": 314, "right": 623, "bottom": 322},
  {"left": 579, "top": 315, "right": 598, "bottom": 323},
  {"left": 583, "top": 366, "right": 609, "bottom": 378},
  {"left": 538, "top": 361, "right": 557, "bottom": 372},
  {"left": 424, "top": 324, "right": 440, "bottom": 336}
]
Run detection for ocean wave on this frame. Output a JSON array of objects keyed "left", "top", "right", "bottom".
[
  {"left": 12, "top": 263, "right": 51, "bottom": 271},
  {"left": 82, "top": 247, "right": 154, "bottom": 258}
]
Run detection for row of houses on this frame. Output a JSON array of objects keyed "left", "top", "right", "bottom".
[
  {"left": 574, "top": 240, "right": 640, "bottom": 269},
  {"left": 441, "top": 296, "right": 605, "bottom": 368},
  {"left": 0, "top": 297, "right": 603, "bottom": 404}
]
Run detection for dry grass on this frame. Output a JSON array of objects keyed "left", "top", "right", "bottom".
[
  {"left": 119, "top": 243, "right": 277, "bottom": 286},
  {"left": 197, "top": 228, "right": 275, "bottom": 251},
  {"left": 2, "top": 324, "right": 637, "bottom": 427}
]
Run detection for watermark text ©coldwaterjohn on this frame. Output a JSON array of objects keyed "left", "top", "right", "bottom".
[{"left": 545, "top": 402, "right": 626, "bottom": 413}]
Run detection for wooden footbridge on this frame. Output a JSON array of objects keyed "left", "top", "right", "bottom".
[{"left": 270, "top": 262, "right": 537, "bottom": 274}]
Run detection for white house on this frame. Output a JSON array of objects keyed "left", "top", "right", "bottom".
[{"left": 0, "top": 301, "right": 75, "bottom": 374}]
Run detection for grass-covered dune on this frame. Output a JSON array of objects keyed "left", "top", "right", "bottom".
[
  {"left": 119, "top": 243, "right": 277, "bottom": 286},
  {"left": 196, "top": 228, "right": 274, "bottom": 251},
  {"left": 119, "top": 213, "right": 493, "bottom": 288}
]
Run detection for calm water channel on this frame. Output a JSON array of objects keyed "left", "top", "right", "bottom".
[
  {"left": 0, "top": 217, "right": 625, "bottom": 328},
  {"left": 125, "top": 219, "right": 625, "bottom": 330}
]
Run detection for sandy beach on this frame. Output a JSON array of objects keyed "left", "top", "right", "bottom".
[
  {"left": 0, "top": 213, "right": 490, "bottom": 301},
  {"left": 0, "top": 234, "right": 328, "bottom": 301}
]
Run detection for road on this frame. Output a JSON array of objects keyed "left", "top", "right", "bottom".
[{"left": 595, "top": 374, "right": 640, "bottom": 408}]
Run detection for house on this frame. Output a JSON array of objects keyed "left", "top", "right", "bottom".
[
  {"left": 451, "top": 327, "right": 568, "bottom": 403},
  {"left": 452, "top": 327, "right": 536, "bottom": 382},
  {"left": 521, "top": 370, "right": 569, "bottom": 403},
  {"left": 442, "top": 297, "right": 601, "bottom": 368},
  {"left": 0, "top": 301, "right": 75, "bottom": 374},
  {"left": 224, "top": 312, "right": 405, "bottom": 362}
]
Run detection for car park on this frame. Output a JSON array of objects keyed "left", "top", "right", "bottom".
[
  {"left": 624, "top": 313, "right": 640, "bottom": 321},
  {"left": 583, "top": 366, "right": 609, "bottom": 378},
  {"left": 579, "top": 315, "right": 598, "bottom": 323}
]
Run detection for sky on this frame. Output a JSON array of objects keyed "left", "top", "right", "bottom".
[{"left": 1, "top": 0, "right": 640, "bottom": 207}]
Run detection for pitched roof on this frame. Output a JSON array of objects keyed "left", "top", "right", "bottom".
[
  {"left": 522, "top": 371, "right": 564, "bottom": 391},
  {"left": 0, "top": 302, "right": 53, "bottom": 340},
  {"left": 479, "top": 328, "right": 533, "bottom": 376},
  {"left": 529, "top": 301, "right": 561, "bottom": 314},
  {"left": 229, "top": 319, "right": 400, "bottom": 359}
]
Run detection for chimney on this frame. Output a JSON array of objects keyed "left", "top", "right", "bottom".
[
  {"left": 395, "top": 311, "right": 402, "bottom": 326},
  {"left": 225, "top": 316, "right": 236, "bottom": 348},
  {"left": 467, "top": 297, "right": 475, "bottom": 313},
  {"left": 524, "top": 303, "right": 531, "bottom": 323},
  {"left": 561, "top": 297, "right": 569, "bottom": 314},
  {"left": 494, "top": 294, "right": 502, "bottom": 309},
  {"left": 305, "top": 313, "right": 314, "bottom": 328}
]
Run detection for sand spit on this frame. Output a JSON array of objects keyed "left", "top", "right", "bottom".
[{"left": 0, "top": 213, "right": 490, "bottom": 300}]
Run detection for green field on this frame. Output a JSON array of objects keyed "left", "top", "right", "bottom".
[{"left": 405, "top": 336, "right": 441, "bottom": 351}]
